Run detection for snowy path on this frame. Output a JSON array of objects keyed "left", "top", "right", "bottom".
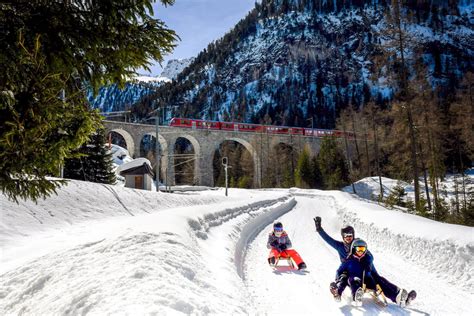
[{"left": 244, "top": 195, "right": 473, "bottom": 315}]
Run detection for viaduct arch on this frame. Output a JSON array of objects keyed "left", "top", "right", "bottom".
[{"left": 104, "top": 121, "right": 322, "bottom": 188}]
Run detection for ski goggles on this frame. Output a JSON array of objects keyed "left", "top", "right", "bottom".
[
  {"left": 355, "top": 246, "right": 366, "bottom": 253},
  {"left": 274, "top": 227, "right": 283, "bottom": 232},
  {"left": 342, "top": 233, "right": 353, "bottom": 238}
]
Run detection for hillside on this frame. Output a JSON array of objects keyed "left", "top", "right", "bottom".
[
  {"left": 87, "top": 58, "right": 193, "bottom": 114},
  {"left": 137, "top": 0, "right": 473, "bottom": 128}
]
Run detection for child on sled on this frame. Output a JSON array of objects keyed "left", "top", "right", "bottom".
[{"left": 267, "top": 222, "right": 307, "bottom": 270}]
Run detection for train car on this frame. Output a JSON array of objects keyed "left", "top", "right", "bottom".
[
  {"left": 306, "top": 129, "right": 335, "bottom": 137},
  {"left": 303, "top": 128, "right": 315, "bottom": 137},
  {"left": 289, "top": 127, "right": 305, "bottom": 135},
  {"left": 169, "top": 117, "right": 350, "bottom": 139},
  {"left": 265, "top": 126, "right": 289, "bottom": 134},
  {"left": 169, "top": 118, "right": 220, "bottom": 130},
  {"left": 220, "top": 122, "right": 237, "bottom": 131},
  {"left": 236, "top": 122, "right": 265, "bottom": 133},
  {"left": 169, "top": 117, "right": 193, "bottom": 128}
]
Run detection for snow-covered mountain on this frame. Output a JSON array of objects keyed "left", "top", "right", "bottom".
[
  {"left": 86, "top": 78, "right": 166, "bottom": 113},
  {"left": 86, "top": 58, "right": 193, "bottom": 114},
  {"left": 160, "top": 57, "right": 195, "bottom": 80},
  {"left": 1, "top": 180, "right": 472, "bottom": 314},
  {"left": 141, "top": 0, "right": 473, "bottom": 127}
]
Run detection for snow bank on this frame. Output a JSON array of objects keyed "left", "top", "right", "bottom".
[
  {"left": 344, "top": 171, "right": 474, "bottom": 205},
  {"left": 294, "top": 189, "right": 474, "bottom": 293},
  {"left": 1, "top": 180, "right": 295, "bottom": 315}
]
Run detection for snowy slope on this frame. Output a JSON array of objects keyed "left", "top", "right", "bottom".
[
  {"left": 1, "top": 181, "right": 473, "bottom": 315},
  {"left": 160, "top": 58, "right": 195, "bottom": 80},
  {"left": 343, "top": 170, "right": 474, "bottom": 204}
]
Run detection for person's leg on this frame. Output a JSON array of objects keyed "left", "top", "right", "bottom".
[
  {"left": 330, "top": 273, "right": 348, "bottom": 296},
  {"left": 348, "top": 276, "right": 362, "bottom": 297},
  {"left": 377, "top": 276, "right": 401, "bottom": 303},
  {"left": 284, "top": 249, "right": 304, "bottom": 266},
  {"left": 267, "top": 248, "right": 280, "bottom": 265},
  {"left": 364, "top": 274, "right": 378, "bottom": 292}
]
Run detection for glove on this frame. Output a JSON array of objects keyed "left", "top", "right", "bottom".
[
  {"left": 313, "top": 216, "right": 322, "bottom": 231},
  {"left": 336, "top": 273, "right": 347, "bottom": 283},
  {"left": 278, "top": 244, "right": 287, "bottom": 251},
  {"left": 336, "top": 273, "right": 347, "bottom": 287}
]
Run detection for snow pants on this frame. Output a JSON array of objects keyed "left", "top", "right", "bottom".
[
  {"left": 268, "top": 248, "right": 304, "bottom": 266},
  {"left": 348, "top": 275, "right": 399, "bottom": 302},
  {"left": 335, "top": 275, "right": 349, "bottom": 296},
  {"left": 348, "top": 276, "right": 365, "bottom": 299},
  {"left": 377, "top": 276, "right": 400, "bottom": 303}
]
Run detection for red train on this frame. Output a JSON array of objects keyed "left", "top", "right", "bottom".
[{"left": 169, "top": 118, "right": 354, "bottom": 138}]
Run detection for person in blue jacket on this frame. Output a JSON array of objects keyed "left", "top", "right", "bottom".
[
  {"left": 335, "top": 238, "right": 380, "bottom": 304},
  {"left": 313, "top": 216, "right": 416, "bottom": 306}
]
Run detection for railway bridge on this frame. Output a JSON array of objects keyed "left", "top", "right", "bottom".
[{"left": 103, "top": 120, "right": 323, "bottom": 187}]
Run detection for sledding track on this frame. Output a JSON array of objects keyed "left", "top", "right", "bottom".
[{"left": 243, "top": 194, "right": 472, "bottom": 315}]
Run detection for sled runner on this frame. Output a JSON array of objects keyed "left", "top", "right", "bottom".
[
  {"left": 365, "top": 284, "right": 388, "bottom": 308},
  {"left": 268, "top": 252, "right": 295, "bottom": 269}
]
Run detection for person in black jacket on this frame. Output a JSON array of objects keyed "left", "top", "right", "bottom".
[{"left": 314, "top": 217, "right": 416, "bottom": 306}]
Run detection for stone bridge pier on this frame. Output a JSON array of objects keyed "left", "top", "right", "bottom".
[{"left": 103, "top": 121, "right": 322, "bottom": 188}]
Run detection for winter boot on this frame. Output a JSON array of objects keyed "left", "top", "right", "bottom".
[
  {"left": 298, "top": 262, "right": 307, "bottom": 270},
  {"left": 396, "top": 289, "right": 408, "bottom": 307},
  {"left": 330, "top": 282, "right": 341, "bottom": 302},
  {"left": 353, "top": 287, "right": 364, "bottom": 306},
  {"left": 405, "top": 290, "right": 417, "bottom": 306},
  {"left": 268, "top": 257, "right": 276, "bottom": 266}
]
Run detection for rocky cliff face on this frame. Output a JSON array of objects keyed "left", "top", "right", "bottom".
[{"left": 160, "top": 58, "right": 195, "bottom": 80}]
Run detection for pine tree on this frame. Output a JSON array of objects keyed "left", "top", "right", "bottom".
[
  {"left": 64, "top": 128, "right": 116, "bottom": 184},
  {"left": 448, "top": 72, "right": 474, "bottom": 225},
  {"left": 1, "top": 0, "right": 177, "bottom": 202},
  {"left": 311, "top": 155, "right": 323, "bottom": 188},
  {"left": 365, "top": 103, "right": 386, "bottom": 201},
  {"left": 377, "top": 0, "right": 422, "bottom": 210},
  {"left": 384, "top": 182, "right": 407, "bottom": 209},
  {"left": 295, "top": 147, "right": 312, "bottom": 188},
  {"left": 317, "top": 136, "right": 349, "bottom": 190}
]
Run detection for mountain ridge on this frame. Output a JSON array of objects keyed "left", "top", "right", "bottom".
[{"left": 137, "top": 0, "right": 473, "bottom": 128}]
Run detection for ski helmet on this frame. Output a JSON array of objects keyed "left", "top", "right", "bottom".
[
  {"left": 351, "top": 238, "right": 367, "bottom": 258},
  {"left": 341, "top": 225, "right": 355, "bottom": 238},
  {"left": 273, "top": 222, "right": 283, "bottom": 237}
]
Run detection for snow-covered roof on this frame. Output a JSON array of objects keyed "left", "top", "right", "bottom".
[{"left": 117, "top": 158, "right": 152, "bottom": 173}]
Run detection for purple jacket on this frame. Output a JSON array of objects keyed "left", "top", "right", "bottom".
[{"left": 267, "top": 231, "right": 292, "bottom": 249}]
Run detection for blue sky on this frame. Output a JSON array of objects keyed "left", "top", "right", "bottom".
[{"left": 141, "top": 0, "right": 256, "bottom": 76}]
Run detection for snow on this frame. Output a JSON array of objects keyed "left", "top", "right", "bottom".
[
  {"left": 159, "top": 58, "right": 195, "bottom": 80},
  {"left": 132, "top": 75, "right": 171, "bottom": 83},
  {"left": 344, "top": 171, "right": 474, "bottom": 211},
  {"left": 1, "top": 179, "right": 473, "bottom": 315},
  {"left": 116, "top": 157, "right": 152, "bottom": 173}
]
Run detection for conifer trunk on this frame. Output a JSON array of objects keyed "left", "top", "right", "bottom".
[
  {"left": 342, "top": 120, "right": 356, "bottom": 194},
  {"left": 372, "top": 112, "right": 383, "bottom": 201},
  {"left": 393, "top": 0, "right": 421, "bottom": 210}
]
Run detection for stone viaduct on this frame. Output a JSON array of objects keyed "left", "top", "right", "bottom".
[{"left": 103, "top": 120, "right": 323, "bottom": 188}]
